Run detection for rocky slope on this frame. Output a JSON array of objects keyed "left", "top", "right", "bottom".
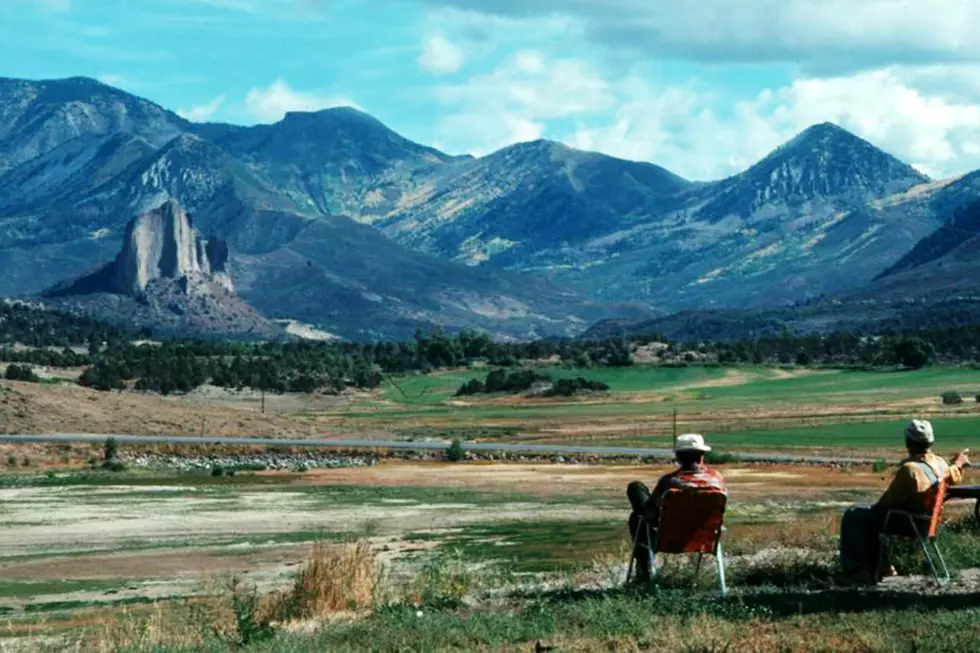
[{"left": 45, "top": 200, "right": 280, "bottom": 339}]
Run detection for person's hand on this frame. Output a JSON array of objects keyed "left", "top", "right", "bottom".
[{"left": 953, "top": 449, "right": 970, "bottom": 469}]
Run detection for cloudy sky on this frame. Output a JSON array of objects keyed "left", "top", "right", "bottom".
[{"left": 3, "top": 0, "right": 980, "bottom": 180}]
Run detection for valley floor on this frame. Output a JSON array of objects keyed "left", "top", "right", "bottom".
[
  {"left": 0, "top": 458, "right": 975, "bottom": 651},
  {"left": 1, "top": 363, "right": 979, "bottom": 651}
]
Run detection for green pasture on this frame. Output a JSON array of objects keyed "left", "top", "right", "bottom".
[
  {"left": 331, "top": 366, "right": 980, "bottom": 437},
  {"left": 600, "top": 416, "right": 980, "bottom": 453},
  {"left": 379, "top": 365, "right": 980, "bottom": 408}
]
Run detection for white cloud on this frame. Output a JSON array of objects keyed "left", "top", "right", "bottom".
[
  {"left": 431, "top": 50, "right": 614, "bottom": 154},
  {"left": 415, "top": 0, "right": 980, "bottom": 72},
  {"left": 97, "top": 74, "right": 126, "bottom": 86},
  {"left": 177, "top": 95, "right": 227, "bottom": 122},
  {"left": 244, "top": 79, "right": 360, "bottom": 123},
  {"left": 429, "top": 49, "right": 980, "bottom": 180},
  {"left": 418, "top": 34, "right": 465, "bottom": 75}
]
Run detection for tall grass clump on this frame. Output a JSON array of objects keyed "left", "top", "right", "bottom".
[{"left": 267, "top": 541, "right": 380, "bottom": 622}]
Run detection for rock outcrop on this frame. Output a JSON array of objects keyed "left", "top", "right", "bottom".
[
  {"left": 109, "top": 199, "right": 234, "bottom": 295},
  {"left": 51, "top": 199, "right": 233, "bottom": 298},
  {"left": 45, "top": 200, "right": 282, "bottom": 340}
]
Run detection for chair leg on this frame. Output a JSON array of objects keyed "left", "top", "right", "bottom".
[
  {"left": 693, "top": 552, "right": 704, "bottom": 589},
  {"left": 647, "top": 526, "right": 656, "bottom": 585},
  {"left": 918, "top": 536, "right": 941, "bottom": 584},
  {"left": 927, "top": 539, "right": 951, "bottom": 586},
  {"left": 625, "top": 519, "right": 643, "bottom": 584},
  {"left": 716, "top": 542, "right": 727, "bottom": 597}
]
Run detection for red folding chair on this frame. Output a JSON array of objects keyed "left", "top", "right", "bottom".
[
  {"left": 626, "top": 489, "right": 728, "bottom": 596},
  {"left": 876, "top": 477, "right": 950, "bottom": 585}
]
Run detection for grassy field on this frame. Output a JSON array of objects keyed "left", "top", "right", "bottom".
[
  {"left": 316, "top": 365, "right": 980, "bottom": 455},
  {"left": 606, "top": 416, "right": 980, "bottom": 452}
]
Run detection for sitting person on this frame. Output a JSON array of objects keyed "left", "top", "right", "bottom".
[
  {"left": 839, "top": 419, "right": 969, "bottom": 583},
  {"left": 626, "top": 433, "right": 727, "bottom": 583}
]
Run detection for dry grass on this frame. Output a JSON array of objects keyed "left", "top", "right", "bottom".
[
  {"left": 61, "top": 601, "right": 214, "bottom": 653},
  {"left": 265, "top": 541, "right": 380, "bottom": 623},
  {"left": 0, "top": 379, "right": 380, "bottom": 439}
]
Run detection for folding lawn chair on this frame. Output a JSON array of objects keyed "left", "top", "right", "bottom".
[
  {"left": 626, "top": 488, "right": 728, "bottom": 596},
  {"left": 876, "top": 469, "right": 950, "bottom": 586}
]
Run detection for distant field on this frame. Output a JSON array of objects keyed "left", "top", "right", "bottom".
[
  {"left": 600, "top": 416, "right": 980, "bottom": 454},
  {"left": 379, "top": 365, "right": 980, "bottom": 409},
  {"left": 321, "top": 366, "right": 980, "bottom": 454}
]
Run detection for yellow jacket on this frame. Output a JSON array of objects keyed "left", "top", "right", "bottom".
[{"left": 876, "top": 452, "right": 963, "bottom": 513}]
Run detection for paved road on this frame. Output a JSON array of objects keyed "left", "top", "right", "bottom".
[{"left": 0, "top": 433, "right": 883, "bottom": 465}]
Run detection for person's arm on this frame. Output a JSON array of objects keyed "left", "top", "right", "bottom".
[
  {"left": 875, "top": 465, "right": 916, "bottom": 510},
  {"left": 711, "top": 469, "right": 728, "bottom": 494},
  {"left": 947, "top": 451, "right": 970, "bottom": 486}
]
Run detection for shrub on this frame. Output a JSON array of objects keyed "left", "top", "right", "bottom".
[
  {"left": 872, "top": 459, "right": 888, "bottom": 473},
  {"left": 5, "top": 455, "right": 15, "bottom": 467},
  {"left": 211, "top": 465, "right": 225, "bottom": 477},
  {"left": 455, "top": 379, "right": 485, "bottom": 396},
  {"left": 20, "top": 457, "right": 30, "bottom": 467},
  {"left": 228, "top": 578, "right": 276, "bottom": 646},
  {"left": 704, "top": 451, "right": 739, "bottom": 465},
  {"left": 101, "top": 460, "right": 127, "bottom": 473},
  {"left": 267, "top": 541, "right": 379, "bottom": 621},
  {"left": 942, "top": 391, "right": 964, "bottom": 405},
  {"left": 4, "top": 364, "right": 39, "bottom": 382},
  {"left": 794, "top": 351, "right": 811, "bottom": 366},
  {"left": 444, "top": 439, "right": 465, "bottom": 462},
  {"left": 103, "top": 437, "right": 119, "bottom": 462},
  {"left": 893, "top": 337, "right": 935, "bottom": 369},
  {"left": 546, "top": 377, "right": 611, "bottom": 397}
]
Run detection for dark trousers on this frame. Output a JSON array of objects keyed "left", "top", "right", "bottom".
[
  {"left": 839, "top": 505, "right": 890, "bottom": 575},
  {"left": 627, "top": 481, "right": 657, "bottom": 579}
]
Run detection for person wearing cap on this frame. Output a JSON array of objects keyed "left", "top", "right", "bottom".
[
  {"left": 839, "top": 419, "right": 969, "bottom": 583},
  {"left": 626, "top": 434, "right": 727, "bottom": 583}
]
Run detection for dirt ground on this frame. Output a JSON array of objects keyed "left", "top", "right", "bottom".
[
  {"left": 0, "top": 380, "right": 385, "bottom": 439},
  {"left": 292, "top": 460, "right": 914, "bottom": 500},
  {"left": 0, "top": 459, "right": 975, "bottom": 627}
]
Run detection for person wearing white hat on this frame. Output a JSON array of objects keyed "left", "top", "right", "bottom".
[
  {"left": 626, "top": 433, "right": 727, "bottom": 583},
  {"left": 839, "top": 419, "right": 970, "bottom": 584}
]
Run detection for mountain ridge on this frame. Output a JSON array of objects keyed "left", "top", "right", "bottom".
[{"left": 2, "top": 75, "right": 979, "bottom": 339}]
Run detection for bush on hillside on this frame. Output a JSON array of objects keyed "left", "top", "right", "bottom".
[
  {"left": 3, "top": 364, "right": 38, "bottom": 382},
  {"left": 545, "top": 377, "right": 610, "bottom": 397},
  {"left": 942, "top": 391, "right": 964, "bottom": 405}
]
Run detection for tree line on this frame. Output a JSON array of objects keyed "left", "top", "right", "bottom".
[{"left": 2, "top": 303, "right": 980, "bottom": 396}]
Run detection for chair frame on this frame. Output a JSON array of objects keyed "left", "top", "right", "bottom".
[
  {"left": 875, "top": 478, "right": 950, "bottom": 586},
  {"left": 625, "top": 489, "right": 728, "bottom": 596}
]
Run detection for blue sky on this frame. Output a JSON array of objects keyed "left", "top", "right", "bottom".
[{"left": 3, "top": 0, "right": 980, "bottom": 180}]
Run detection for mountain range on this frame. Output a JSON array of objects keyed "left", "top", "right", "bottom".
[{"left": 1, "top": 75, "right": 979, "bottom": 341}]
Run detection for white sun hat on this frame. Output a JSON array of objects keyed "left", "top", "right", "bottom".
[
  {"left": 674, "top": 433, "right": 712, "bottom": 453},
  {"left": 905, "top": 419, "right": 935, "bottom": 445}
]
